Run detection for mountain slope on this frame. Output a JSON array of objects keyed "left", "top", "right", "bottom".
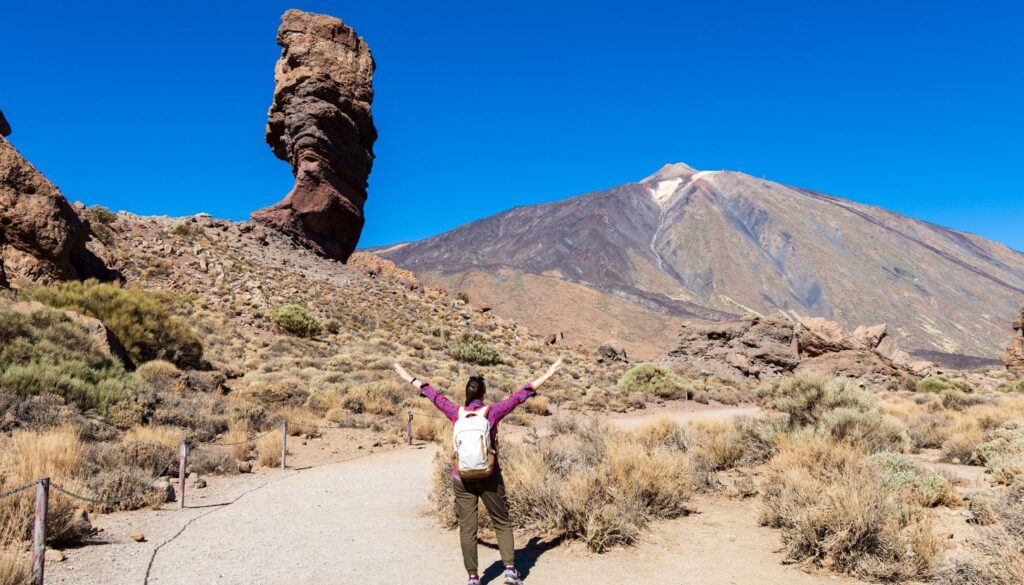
[{"left": 379, "top": 163, "right": 1024, "bottom": 359}]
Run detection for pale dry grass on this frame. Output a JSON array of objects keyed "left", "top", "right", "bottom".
[
  {"left": 256, "top": 432, "right": 282, "bottom": 467},
  {"left": 411, "top": 411, "right": 447, "bottom": 442},
  {"left": 432, "top": 416, "right": 694, "bottom": 552},
  {"left": 122, "top": 425, "right": 184, "bottom": 449},
  {"left": 0, "top": 426, "right": 92, "bottom": 547},
  {"left": 223, "top": 426, "right": 251, "bottom": 461},
  {"left": 760, "top": 434, "right": 943, "bottom": 581},
  {"left": 0, "top": 545, "right": 28, "bottom": 585}
]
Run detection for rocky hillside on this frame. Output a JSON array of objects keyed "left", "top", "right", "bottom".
[{"left": 379, "top": 162, "right": 1024, "bottom": 360}]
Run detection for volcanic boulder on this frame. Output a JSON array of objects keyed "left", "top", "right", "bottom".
[
  {"left": 0, "top": 120, "right": 109, "bottom": 287},
  {"left": 1004, "top": 307, "right": 1024, "bottom": 377},
  {"left": 250, "top": 9, "right": 377, "bottom": 263},
  {"left": 669, "top": 313, "right": 929, "bottom": 384}
]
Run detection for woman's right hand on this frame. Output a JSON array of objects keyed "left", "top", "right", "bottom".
[{"left": 393, "top": 362, "right": 415, "bottom": 384}]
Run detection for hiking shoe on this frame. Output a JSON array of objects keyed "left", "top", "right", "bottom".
[
  {"left": 503, "top": 567, "right": 522, "bottom": 585},
  {"left": 467, "top": 577, "right": 480, "bottom": 585}
]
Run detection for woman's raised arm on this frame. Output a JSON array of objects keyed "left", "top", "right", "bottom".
[{"left": 530, "top": 358, "right": 563, "bottom": 391}]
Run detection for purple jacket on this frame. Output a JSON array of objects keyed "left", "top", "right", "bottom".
[{"left": 420, "top": 382, "right": 535, "bottom": 479}]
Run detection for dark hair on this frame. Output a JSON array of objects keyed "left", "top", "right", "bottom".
[{"left": 465, "top": 375, "right": 486, "bottom": 406}]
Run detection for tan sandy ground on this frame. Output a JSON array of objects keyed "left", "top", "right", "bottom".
[{"left": 43, "top": 406, "right": 872, "bottom": 585}]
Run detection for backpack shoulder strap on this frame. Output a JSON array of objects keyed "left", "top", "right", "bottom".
[{"left": 477, "top": 405, "right": 489, "bottom": 418}]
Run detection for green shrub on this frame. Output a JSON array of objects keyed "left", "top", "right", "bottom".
[
  {"left": 81, "top": 205, "right": 118, "bottom": 225},
  {"left": 448, "top": 333, "right": 502, "bottom": 365},
  {"left": 867, "top": 452, "right": 959, "bottom": 507},
  {"left": 819, "top": 408, "right": 911, "bottom": 454},
  {"left": 1009, "top": 380, "right": 1024, "bottom": 393},
  {"left": 617, "top": 364, "right": 687, "bottom": 399},
  {"left": 757, "top": 374, "right": 874, "bottom": 428},
  {"left": 271, "top": 305, "right": 321, "bottom": 338},
  {"left": 0, "top": 308, "right": 137, "bottom": 415},
  {"left": 24, "top": 279, "right": 204, "bottom": 369},
  {"left": 916, "top": 376, "right": 971, "bottom": 394}
]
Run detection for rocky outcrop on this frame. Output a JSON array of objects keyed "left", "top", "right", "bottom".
[
  {"left": 0, "top": 109, "right": 10, "bottom": 137},
  {"left": 250, "top": 9, "right": 376, "bottom": 263},
  {"left": 596, "top": 340, "right": 628, "bottom": 364},
  {"left": 0, "top": 120, "right": 110, "bottom": 287},
  {"left": 669, "top": 313, "right": 930, "bottom": 384},
  {"left": 1004, "top": 307, "right": 1024, "bottom": 377}
]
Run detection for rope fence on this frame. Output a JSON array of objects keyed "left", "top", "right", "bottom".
[{"left": 0, "top": 408, "right": 455, "bottom": 584}]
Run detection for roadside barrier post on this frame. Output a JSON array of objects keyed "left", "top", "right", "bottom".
[
  {"left": 31, "top": 477, "right": 49, "bottom": 585},
  {"left": 280, "top": 420, "right": 288, "bottom": 471},
  {"left": 407, "top": 411, "right": 413, "bottom": 446},
  {"left": 178, "top": 440, "right": 188, "bottom": 509}
]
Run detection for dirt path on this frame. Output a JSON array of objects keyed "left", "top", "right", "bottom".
[{"left": 48, "top": 443, "right": 864, "bottom": 585}]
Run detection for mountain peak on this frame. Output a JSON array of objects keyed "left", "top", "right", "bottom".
[{"left": 641, "top": 162, "right": 699, "bottom": 184}]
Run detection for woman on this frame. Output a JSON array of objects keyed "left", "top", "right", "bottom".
[{"left": 392, "top": 359, "right": 562, "bottom": 585}]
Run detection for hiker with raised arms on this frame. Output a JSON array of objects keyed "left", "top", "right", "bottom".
[{"left": 392, "top": 358, "right": 563, "bottom": 585}]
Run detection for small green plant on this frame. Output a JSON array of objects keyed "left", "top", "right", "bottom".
[
  {"left": 448, "top": 333, "right": 502, "bottom": 365},
  {"left": 81, "top": 206, "right": 119, "bottom": 247},
  {"left": 1008, "top": 380, "right": 1024, "bottom": 393},
  {"left": 271, "top": 305, "right": 321, "bottom": 338},
  {"left": 867, "top": 451, "right": 958, "bottom": 507},
  {"left": 172, "top": 222, "right": 204, "bottom": 238},
  {"left": 617, "top": 364, "right": 687, "bottom": 399},
  {"left": 757, "top": 374, "right": 874, "bottom": 429},
  {"left": 916, "top": 376, "right": 970, "bottom": 394},
  {"left": 24, "top": 279, "right": 204, "bottom": 369}
]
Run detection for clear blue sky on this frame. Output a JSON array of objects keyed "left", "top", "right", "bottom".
[{"left": 4, "top": 1, "right": 1023, "bottom": 251}]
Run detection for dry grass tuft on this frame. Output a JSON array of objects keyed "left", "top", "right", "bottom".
[
  {"left": 432, "top": 416, "right": 694, "bottom": 552},
  {"left": 122, "top": 425, "right": 184, "bottom": 450},
  {"left": 0, "top": 427, "right": 93, "bottom": 547},
  {"left": 256, "top": 432, "right": 282, "bottom": 468},
  {"left": 760, "top": 434, "right": 943, "bottom": 581}
]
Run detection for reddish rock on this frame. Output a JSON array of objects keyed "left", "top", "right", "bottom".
[
  {"left": 250, "top": 9, "right": 377, "bottom": 263},
  {"left": 1005, "top": 307, "right": 1024, "bottom": 377},
  {"left": 1, "top": 126, "right": 111, "bottom": 287},
  {"left": 0, "top": 109, "right": 10, "bottom": 137}
]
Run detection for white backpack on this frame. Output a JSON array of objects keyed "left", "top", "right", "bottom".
[{"left": 452, "top": 406, "right": 495, "bottom": 480}]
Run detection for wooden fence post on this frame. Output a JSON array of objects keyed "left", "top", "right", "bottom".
[
  {"left": 31, "top": 477, "right": 48, "bottom": 585},
  {"left": 280, "top": 420, "right": 288, "bottom": 471},
  {"left": 407, "top": 411, "right": 413, "bottom": 446},
  {"left": 178, "top": 440, "right": 188, "bottom": 510}
]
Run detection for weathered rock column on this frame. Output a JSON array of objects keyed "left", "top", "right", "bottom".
[{"left": 250, "top": 9, "right": 377, "bottom": 263}]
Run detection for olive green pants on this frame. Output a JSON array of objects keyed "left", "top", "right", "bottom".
[{"left": 453, "top": 473, "right": 515, "bottom": 576}]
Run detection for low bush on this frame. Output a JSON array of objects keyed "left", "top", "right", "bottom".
[
  {"left": 617, "top": 364, "right": 686, "bottom": 399},
  {"left": 24, "top": 279, "right": 204, "bottom": 368},
  {"left": 916, "top": 376, "right": 971, "bottom": 394},
  {"left": 447, "top": 333, "right": 502, "bottom": 366},
  {"left": 0, "top": 307, "right": 136, "bottom": 417},
  {"left": 866, "top": 452, "right": 959, "bottom": 507},
  {"left": 757, "top": 374, "right": 873, "bottom": 429},
  {"left": 818, "top": 407, "right": 911, "bottom": 454},
  {"left": 256, "top": 432, "right": 282, "bottom": 467},
  {"left": 974, "top": 422, "right": 1024, "bottom": 485},
  {"left": 271, "top": 305, "right": 321, "bottom": 338},
  {"left": 936, "top": 485, "right": 1024, "bottom": 584},
  {"left": 136, "top": 360, "right": 183, "bottom": 393},
  {"left": 760, "top": 435, "right": 943, "bottom": 581}
]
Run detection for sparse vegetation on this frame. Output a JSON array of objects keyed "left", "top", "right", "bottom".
[
  {"left": 617, "top": 363, "right": 686, "bottom": 399},
  {"left": 271, "top": 304, "right": 321, "bottom": 338},
  {"left": 24, "top": 279, "right": 204, "bottom": 369},
  {"left": 760, "top": 435, "right": 943, "bottom": 581},
  {"left": 447, "top": 332, "right": 502, "bottom": 366},
  {"left": 0, "top": 307, "right": 136, "bottom": 415}
]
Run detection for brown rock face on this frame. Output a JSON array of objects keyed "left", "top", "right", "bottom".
[
  {"left": 0, "top": 128, "right": 110, "bottom": 286},
  {"left": 250, "top": 9, "right": 377, "bottom": 263},
  {"left": 0, "top": 109, "right": 10, "bottom": 137},
  {"left": 669, "top": 313, "right": 927, "bottom": 384},
  {"left": 1004, "top": 307, "right": 1024, "bottom": 377}
]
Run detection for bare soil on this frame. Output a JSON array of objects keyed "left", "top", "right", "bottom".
[{"left": 42, "top": 404, "right": 875, "bottom": 585}]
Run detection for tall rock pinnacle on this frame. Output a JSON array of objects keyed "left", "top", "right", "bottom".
[{"left": 250, "top": 9, "right": 377, "bottom": 263}]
